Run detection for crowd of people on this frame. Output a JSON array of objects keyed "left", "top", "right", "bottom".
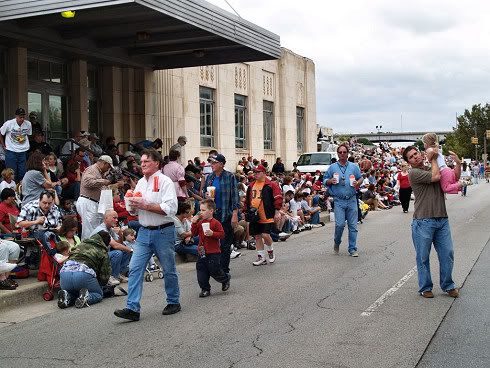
[{"left": 0, "top": 107, "right": 484, "bottom": 317}]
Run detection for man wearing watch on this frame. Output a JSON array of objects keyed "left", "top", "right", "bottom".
[{"left": 324, "top": 144, "right": 363, "bottom": 257}]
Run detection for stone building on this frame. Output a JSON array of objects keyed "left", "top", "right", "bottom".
[{"left": 156, "top": 48, "right": 316, "bottom": 170}]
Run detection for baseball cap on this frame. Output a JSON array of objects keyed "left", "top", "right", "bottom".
[
  {"left": 98, "top": 155, "right": 114, "bottom": 168},
  {"left": 254, "top": 164, "right": 267, "bottom": 173},
  {"left": 15, "top": 107, "right": 26, "bottom": 116},
  {"left": 209, "top": 153, "right": 226, "bottom": 164},
  {"left": 124, "top": 151, "right": 136, "bottom": 158}
]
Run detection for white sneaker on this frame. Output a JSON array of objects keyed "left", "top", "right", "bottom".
[
  {"left": 252, "top": 255, "right": 267, "bottom": 266},
  {"left": 230, "top": 250, "right": 241, "bottom": 259},
  {"left": 350, "top": 251, "right": 359, "bottom": 257},
  {"left": 267, "top": 250, "right": 275, "bottom": 263},
  {"left": 241, "top": 241, "right": 248, "bottom": 248},
  {"left": 118, "top": 274, "right": 128, "bottom": 283},
  {"left": 311, "top": 224, "right": 322, "bottom": 228},
  {"left": 108, "top": 276, "right": 121, "bottom": 286},
  {"left": 278, "top": 232, "right": 289, "bottom": 237}
]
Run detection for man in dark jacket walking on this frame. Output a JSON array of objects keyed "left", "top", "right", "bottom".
[{"left": 245, "top": 165, "right": 283, "bottom": 266}]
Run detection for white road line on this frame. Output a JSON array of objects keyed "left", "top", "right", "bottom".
[{"left": 361, "top": 266, "right": 417, "bottom": 317}]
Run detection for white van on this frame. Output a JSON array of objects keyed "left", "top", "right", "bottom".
[{"left": 296, "top": 151, "right": 339, "bottom": 174}]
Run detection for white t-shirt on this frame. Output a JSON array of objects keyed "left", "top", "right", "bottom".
[
  {"left": 289, "top": 199, "right": 299, "bottom": 217},
  {"left": 282, "top": 184, "right": 295, "bottom": 194},
  {"left": 0, "top": 119, "right": 32, "bottom": 152},
  {"left": 0, "top": 180, "right": 16, "bottom": 193}
]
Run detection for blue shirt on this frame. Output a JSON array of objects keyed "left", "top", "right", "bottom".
[{"left": 324, "top": 162, "right": 361, "bottom": 199}]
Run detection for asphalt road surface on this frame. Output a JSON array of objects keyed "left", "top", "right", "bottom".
[{"left": 1, "top": 183, "right": 489, "bottom": 368}]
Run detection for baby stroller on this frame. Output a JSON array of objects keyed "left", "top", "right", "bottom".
[
  {"left": 144, "top": 255, "right": 164, "bottom": 282},
  {"left": 36, "top": 236, "right": 61, "bottom": 301}
]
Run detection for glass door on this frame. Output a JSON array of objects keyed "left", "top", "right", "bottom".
[{"left": 48, "top": 95, "right": 67, "bottom": 148}]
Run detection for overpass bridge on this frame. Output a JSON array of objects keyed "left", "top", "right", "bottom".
[{"left": 335, "top": 131, "right": 452, "bottom": 143}]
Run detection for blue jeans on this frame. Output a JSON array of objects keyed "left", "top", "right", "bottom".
[
  {"left": 5, "top": 150, "right": 27, "bottom": 181},
  {"left": 59, "top": 270, "right": 103, "bottom": 305},
  {"left": 109, "top": 249, "right": 132, "bottom": 277},
  {"left": 411, "top": 218, "right": 456, "bottom": 293},
  {"left": 175, "top": 236, "right": 199, "bottom": 256},
  {"left": 126, "top": 226, "right": 180, "bottom": 312},
  {"left": 333, "top": 197, "right": 358, "bottom": 253},
  {"left": 310, "top": 211, "right": 320, "bottom": 224}
]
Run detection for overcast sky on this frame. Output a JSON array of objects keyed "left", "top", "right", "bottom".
[{"left": 207, "top": 0, "right": 490, "bottom": 134}]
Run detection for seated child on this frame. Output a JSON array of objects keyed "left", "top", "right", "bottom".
[
  {"left": 60, "top": 198, "right": 78, "bottom": 220},
  {"left": 0, "top": 168, "right": 16, "bottom": 193},
  {"left": 422, "top": 133, "right": 468, "bottom": 194},
  {"left": 190, "top": 199, "right": 230, "bottom": 298},
  {"left": 54, "top": 240, "right": 71, "bottom": 264}
]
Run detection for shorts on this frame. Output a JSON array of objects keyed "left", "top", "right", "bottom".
[{"left": 249, "top": 222, "right": 273, "bottom": 236}]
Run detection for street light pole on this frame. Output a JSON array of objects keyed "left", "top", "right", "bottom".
[{"left": 376, "top": 125, "right": 382, "bottom": 143}]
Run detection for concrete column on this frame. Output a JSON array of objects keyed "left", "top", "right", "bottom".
[
  {"left": 101, "top": 66, "right": 123, "bottom": 142},
  {"left": 69, "top": 59, "right": 88, "bottom": 134},
  {"left": 121, "top": 68, "right": 135, "bottom": 147},
  {"left": 7, "top": 47, "right": 27, "bottom": 115}
]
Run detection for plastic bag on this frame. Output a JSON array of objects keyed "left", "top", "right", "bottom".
[{"left": 98, "top": 189, "right": 114, "bottom": 214}]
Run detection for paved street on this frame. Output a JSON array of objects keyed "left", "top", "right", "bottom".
[{"left": 1, "top": 184, "right": 489, "bottom": 368}]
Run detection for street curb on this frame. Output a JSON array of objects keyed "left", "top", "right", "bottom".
[{"left": 0, "top": 278, "right": 46, "bottom": 311}]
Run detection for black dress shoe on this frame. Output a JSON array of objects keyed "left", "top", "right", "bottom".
[
  {"left": 222, "top": 281, "right": 230, "bottom": 291},
  {"left": 114, "top": 308, "right": 140, "bottom": 321},
  {"left": 162, "top": 303, "right": 181, "bottom": 315},
  {"left": 199, "top": 290, "right": 211, "bottom": 298}
]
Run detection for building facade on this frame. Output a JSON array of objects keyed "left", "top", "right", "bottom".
[
  {"left": 155, "top": 48, "right": 316, "bottom": 170},
  {"left": 0, "top": 2, "right": 314, "bottom": 171}
]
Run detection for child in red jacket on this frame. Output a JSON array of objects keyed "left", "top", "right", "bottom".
[{"left": 191, "top": 199, "right": 231, "bottom": 297}]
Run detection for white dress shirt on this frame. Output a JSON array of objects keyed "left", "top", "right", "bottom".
[{"left": 134, "top": 171, "right": 177, "bottom": 227}]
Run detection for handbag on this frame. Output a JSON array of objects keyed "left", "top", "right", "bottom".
[{"left": 98, "top": 188, "right": 114, "bottom": 214}]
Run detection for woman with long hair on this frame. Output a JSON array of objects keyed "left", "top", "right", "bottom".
[
  {"left": 58, "top": 217, "right": 81, "bottom": 250},
  {"left": 397, "top": 163, "right": 412, "bottom": 213}
]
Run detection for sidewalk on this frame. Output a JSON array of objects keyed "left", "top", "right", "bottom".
[{"left": 1, "top": 212, "right": 331, "bottom": 311}]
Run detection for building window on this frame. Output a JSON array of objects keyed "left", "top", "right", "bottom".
[
  {"left": 27, "top": 57, "right": 66, "bottom": 84},
  {"left": 263, "top": 101, "right": 274, "bottom": 150},
  {"left": 235, "top": 94, "right": 247, "bottom": 149},
  {"left": 296, "top": 107, "right": 305, "bottom": 151},
  {"left": 200, "top": 87, "right": 215, "bottom": 147}
]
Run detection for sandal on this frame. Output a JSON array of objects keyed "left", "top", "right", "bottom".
[
  {"left": 7, "top": 278, "right": 18, "bottom": 287},
  {"left": 0, "top": 279, "right": 16, "bottom": 290}
]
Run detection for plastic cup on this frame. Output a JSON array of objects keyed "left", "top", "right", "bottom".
[
  {"left": 207, "top": 186, "right": 216, "bottom": 199},
  {"left": 349, "top": 175, "right": 356, "bottom": 186},
  {"left": 202, "top": 222, "right": 210, "bottom": 232},
  {"left": 333, "top": 173, "right": 339, "bottom": 184}
]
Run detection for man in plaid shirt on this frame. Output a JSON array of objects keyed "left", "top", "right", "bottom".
[
  {"left": 17, "top": 191, "right": 62, "bottom": 253},
  {"left": 203, "top": 154, "right": 239, "bottom": 276}
]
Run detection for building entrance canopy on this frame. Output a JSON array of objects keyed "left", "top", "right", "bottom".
[{"left": 0, "top": 0, "right": 281, "bottom": 69}]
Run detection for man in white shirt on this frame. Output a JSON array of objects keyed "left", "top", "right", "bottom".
[
  {"left": 114, "top": 148, "right": 180, "bottom": 322},
  {"left": 0, "top": 108, "right": 32, "bottom": 181}
]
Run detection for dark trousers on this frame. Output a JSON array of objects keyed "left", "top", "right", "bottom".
[
  {"left": 399, "top": 187, "right": 412, "bottom": 211},
  {"left": 196, "top": 254, "right": 230, "bottom": 291},
  {"left": 216, "top": 214, "right": 233, "bottom": 275}
]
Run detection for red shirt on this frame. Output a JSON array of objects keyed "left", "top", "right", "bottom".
[
  {"left": 397, "top": 172, "right": 411, "bottom": 189},
  {"left": 0, "top": 201, "right": 20, "bottom": 232},
  {"left": 191, "top": 218, "right": 224, "bottom": 254}
]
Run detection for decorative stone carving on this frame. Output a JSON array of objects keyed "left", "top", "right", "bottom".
[
  {"left": 199, "top": 65, "right": 216, "bottom": 88},
  {"left": 297, "top": 82, "right": 305, "bottom": 106},
  {"left": 234, "top": 64, "right": 248, "bottom": 94},
  {"left": 263, "top": 71, "right": 274, "bottom": 100}
]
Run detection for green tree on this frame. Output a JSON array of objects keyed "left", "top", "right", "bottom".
[
  {"left": 357, "top": 137, "right": 374, "bottom": 146},
  {"left": 444, "top": 103, "right": 490, "bottom": 160},
  {"left": 414, "top": 140, "right": 424, "bottom": 152}
]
